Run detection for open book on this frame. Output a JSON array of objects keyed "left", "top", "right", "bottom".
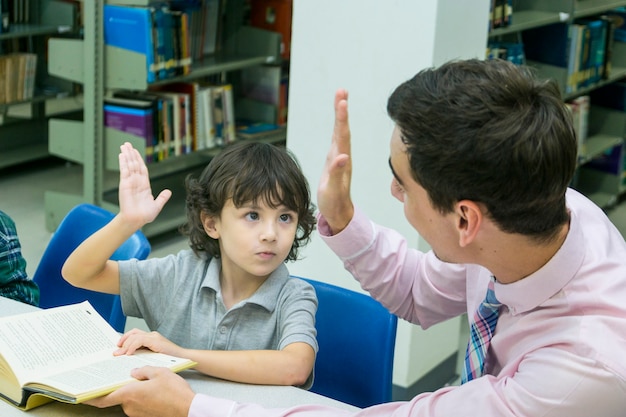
[{"left": 0, "top": 301, "right": 196, "bottom": 410}]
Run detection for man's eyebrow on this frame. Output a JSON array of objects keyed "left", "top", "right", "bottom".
[{"left": 388, "top": 158, "right": 403, "bottom": 186}]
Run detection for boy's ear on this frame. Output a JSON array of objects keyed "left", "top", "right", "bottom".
[{"left": 201, "top": 212, "right": 220, "bottom": 239}]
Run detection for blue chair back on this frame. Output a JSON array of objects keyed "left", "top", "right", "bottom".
[
  {"left": 33, "top": 203, "right": 151, "bottom": 332},
  {"left": 297, "top": 277, "right": 398, "bottom": 408}
]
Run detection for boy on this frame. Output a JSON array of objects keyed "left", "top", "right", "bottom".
[{"left": 62, "top": 141, "right": 318, "bottom": 388}]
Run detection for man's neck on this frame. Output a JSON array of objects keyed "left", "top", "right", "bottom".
[{"left": 483, "top": 222, "right": 570, "bottom": 285}]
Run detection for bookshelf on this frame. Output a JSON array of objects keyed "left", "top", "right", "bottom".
[
  {"left": 44, "top": 0, "right": 284, "bottom": 236},
  {"left": 0, "top": 1, "right": 80, "bottom": 170},
  {"left": 488, "top": 0, "right": 626, "bottom": 210}
]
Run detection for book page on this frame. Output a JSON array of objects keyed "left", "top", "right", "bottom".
[
  {"left": 26, "top": 351, "right": 195, "bottom": 401},
  {"left": 0, "top": 301, "right": 120, "bottom": 386}
]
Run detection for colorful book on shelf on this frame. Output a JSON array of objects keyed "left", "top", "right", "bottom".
[
  {"left": 104, "top": 97, "right": 156, "bottom": 162},
  {"left": 104, "top": 4, "right": 157, "bottom": 83},
  {"left": 197, "top": 84, "right": 216, "bottom": 149},
  {"left": 151, "top": 82, "right": 200, "bottom": 153},
  {"left": 0, "top": 301, "right": 195, "bottom": 411},
  {"left": 573, "top": 18, "right": 609, "bottom": 88},
  {"left": 600, "top": 14, "right": 618, "bottom": 80},
  {"left": 147, "top": 90, "right": 185, "bottom": 156},
  {"left": 112, "top": 91, "right": 166, "bottom": 161}
]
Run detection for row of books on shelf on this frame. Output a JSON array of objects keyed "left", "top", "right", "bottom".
[
  {"left": 104, "top": 0, "right": 220, "bottom": 84},
  {"left": 488, "top": 0, "right": 512, "bottom": 31},
  {"left": 105, "top": 81, "right": 236, "bottom": 163},
  {"left": 486, "top": 41, "right": 525, "bottom": 65},
  {"left": 522, "top": 13, "right": 621, "bottom": 95},
  {"left": 0, "top": 52, "right": 36, "bottom": 105}
]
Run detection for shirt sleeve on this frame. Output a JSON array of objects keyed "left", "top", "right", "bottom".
[
  {"left": 189, "top": 357, "right": 626, "bottom": 417},
  {"left": 317, "top": 207, "right": 467, "bottom": 329},
  {"left": 189, "top": 394, "right": 356, "bottom": 417},
  {"left": 119, "top": 254, "right": 181, "bottom": 324},
  {"left": 276, "top": 278, "right": 318, "bottom": 353}
]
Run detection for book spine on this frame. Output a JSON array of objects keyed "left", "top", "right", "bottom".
[{"left": 222, "top": 84, "right": 236, "bottom": 145}]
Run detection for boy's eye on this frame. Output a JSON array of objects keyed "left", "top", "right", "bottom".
[
  {"left": 279, "top": 213, "right": 293, "bottom": 223},
  {"left": 245, "top": 212, "right": 259, "bottom": 221}
]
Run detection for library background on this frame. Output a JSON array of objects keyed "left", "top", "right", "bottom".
[{"left": 0, "top": 0, "right": 625, "bottom": 403}]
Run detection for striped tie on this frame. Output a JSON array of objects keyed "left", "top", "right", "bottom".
[{"left": 461, "top": 278, "right": 502, "bottom": 384}]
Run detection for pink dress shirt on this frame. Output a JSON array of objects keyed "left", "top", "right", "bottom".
[{"left": 190, "top": 188, "right": 626, "bottom": 417}]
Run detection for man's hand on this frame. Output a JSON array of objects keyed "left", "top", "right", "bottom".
[
  {"left": 118, "top": 142, "right": 172, "bottom": 229},
  {"left": 317, "top": 89, "right": 355, "bottom": 234},
  {"left": 87, "top": 366, "right": 194, "bottom": 417}
]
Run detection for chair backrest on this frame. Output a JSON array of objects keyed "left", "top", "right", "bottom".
[
  {"left": 297, "top": 276, "right": 398, "bottom": 408},
  {"left": 33, "top": 203, "right": 151, "bottom": 333}
]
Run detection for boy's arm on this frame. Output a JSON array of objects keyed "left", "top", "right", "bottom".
[
  {"left": 181, "top": 343, "right": 316, "bottom": 387},
  {"left": 62, "top": 142, "right": 172, "bottom": 294},
  {"left": 115, "top": 329, "right": 315, "bottom": 387}
]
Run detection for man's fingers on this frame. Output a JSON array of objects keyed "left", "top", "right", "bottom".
[
  {"left": 130, "top": 365, "right": 164, "bottom": 381},
  {"left": 86, "top": 390, "right": 122, "bottom": 408},
  {"left": 333, "top": 90, "right": 350, "bottom": 132}
]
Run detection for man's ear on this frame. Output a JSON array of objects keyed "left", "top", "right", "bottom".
[
  {"left": 201, "top": 212, "right": 220, "bottom": 239},
  {"left": 455, "top": 200, "right": 482, "bottom": 247}
]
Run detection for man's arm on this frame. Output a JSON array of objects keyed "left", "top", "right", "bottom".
[{"left": 91, "top": 356, "right": 626, "bottom": 417}]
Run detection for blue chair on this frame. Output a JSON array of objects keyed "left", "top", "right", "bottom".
[
  {"left": 296, "top": 276, "right": 398, "bottom": 408},
  {"left": 33, "top": 203, "right": 151, "bottom": 333}
]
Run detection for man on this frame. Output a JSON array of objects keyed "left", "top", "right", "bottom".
[{"left": 89, "top": 59, "right": 626, "bottom": 416}]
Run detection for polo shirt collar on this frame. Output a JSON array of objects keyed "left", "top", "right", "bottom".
[{"left": 200, "top": 258, "right": 290, "bottom": 312}]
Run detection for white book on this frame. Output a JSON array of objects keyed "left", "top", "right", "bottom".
[{"left": 0, "top": 301, "right": 195, "bottom": 411}]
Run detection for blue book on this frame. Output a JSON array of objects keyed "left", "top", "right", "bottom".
[{"left": 104, "top": 5, "right": 157, "bottom": 83}]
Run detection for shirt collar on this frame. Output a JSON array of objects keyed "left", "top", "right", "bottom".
[
  {"left": 495, "top": 207, "right": 585, "bottom": 315},
  {"left": 201, "top": 258, "right": 290, "bottom": 312}
]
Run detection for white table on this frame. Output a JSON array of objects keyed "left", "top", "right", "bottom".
[{"left": 0, "top": 296, "right": 359, "bottom": 416}]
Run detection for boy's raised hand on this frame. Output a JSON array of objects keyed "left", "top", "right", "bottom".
[{"left": 118, "top": 142, "right": 172, "bottom": 228}]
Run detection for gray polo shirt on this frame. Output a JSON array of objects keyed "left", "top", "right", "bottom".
[{"left": 118, "top": 250, "right": 318, "bottom": 387}]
